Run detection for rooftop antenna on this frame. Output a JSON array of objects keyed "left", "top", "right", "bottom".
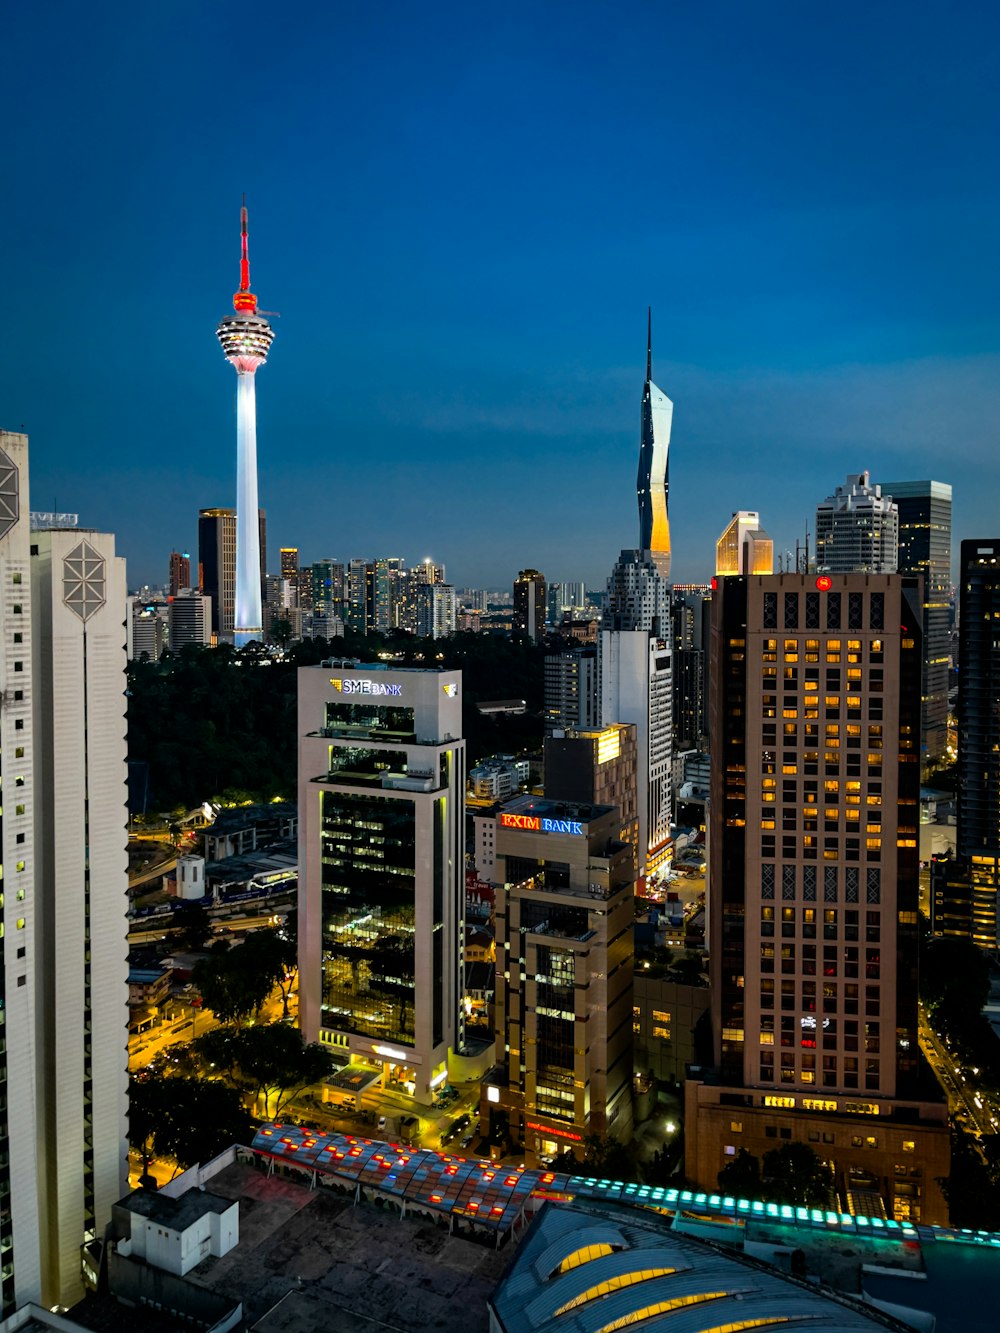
[{"left": 646, "top": 306, "right": 652, "bottom": 382}]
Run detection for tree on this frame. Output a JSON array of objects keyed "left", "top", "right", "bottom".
[
  {"left": 550, "top": 1134, "right": 640, "bottom": 1183},
  {"left": 717, "top": 1147, "right": 762, "bottom": 1198},
  {"left": 174, "top": 900, "right": 212, "bottom": 951},
  {"left": 128, "top": 1072, "right": 254, "bottom": 1179},
  {"left": 193, "top": 948, "right": 273, "bottom": 1024},
  {"left": 761, "top": 1142, "right": 831, "bottom": 1207},
  {"left": 193, "top": 1023, "right": 334, "bottom": 1118},
  {"left": 239, "top": 928, "right": 298, "bottom": 1019}
]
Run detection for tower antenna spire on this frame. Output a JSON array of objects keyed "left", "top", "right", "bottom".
[
  {"left": 234, "top": 195, "right": 257, "bottom": 313},
  {"left": 646, "top": 306, "right": 652, "bottom": 382}
]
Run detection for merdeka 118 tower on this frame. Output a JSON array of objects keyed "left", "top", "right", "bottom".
[{"left": 216, "top": 199, "right": 274, "bottom": 646}]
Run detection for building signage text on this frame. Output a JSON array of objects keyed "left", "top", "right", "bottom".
[
  {"left": 331, "top": 678, "right": 402, "bottom": 697},
  {"left": 500, "top": 813, "right": 584, "bottom": 835}
]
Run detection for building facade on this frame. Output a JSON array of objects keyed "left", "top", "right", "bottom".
[
  {"left": 637, "top": 310, "right": 672, "bottom": 580},
  {"left": 298, "top": 662, "right": 466, "bottom": 1103},
  {"left": 32, "top": 526, "right": 130, "bottom": 1302},
  {"left": 716, "top": 511, "right": 773, "bottom": 576},
  {"left": 197, "top": 507, "right": 236, "bottom": 639},
  {"left": 881, "top": 481, "right": 952, "bottom": 770},
  {"left": 168, "top": 589, "right": 212, "bottom": 650},
  {"left": 543, "top": 646, "right": 597, "bottom": 734},
  {"left": 168, "top": 551, "right": 190, "bottom": 597},
  {"left": 544, "top": 723, "right": 638, "bottom": 864},
  {"left": 815, "top": 473, "right": 898, "bottom": 575},
  {"left": 481, "top": 797, "right": 634, "bottom": 1163},
  {"left": 687, "top": 571, "right": 948, "bottom": 1224},
  {"left": 414, "top": 582, "right": 456, "bottom": 639},
  {"left": 0, "top": 433, "right": 41, "bottom": 1317},
  {"left": 513, "top": 570, "right": 546, "bottom": 642}
]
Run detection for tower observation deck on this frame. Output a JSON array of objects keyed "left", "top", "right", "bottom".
[{"left": 216, "top": 201, "right": 274, "bottom": 645}]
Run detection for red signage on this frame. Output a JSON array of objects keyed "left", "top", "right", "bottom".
[
  {"left": 525, "top": 1121, "right": 581, "bottom": 1142},
  {"left": 500, "top": 813, "right": 541, "bottom": 831},
  {"left": 815, "top": 575, "right": 833, "bottom": 591}
]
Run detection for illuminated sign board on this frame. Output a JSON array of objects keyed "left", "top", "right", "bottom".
[
  {"left": 442, "top": 683, "right": 458, "bottom": 697},
  {"left": 500, "top": 813, "right": 584, "bottom": 835},
  {"left": 525, "top": 1120, "right": 581, "bottom": 1142},
  {"left": 815, "top": 575, "right": 833, "bottom": 591},
  {"left": 331, "top": 678, "right": 402, "bottom": 697}
]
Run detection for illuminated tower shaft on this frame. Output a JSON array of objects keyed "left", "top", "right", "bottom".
[{"left": 216, "top": 201, "right": 274, "bottom": 646}]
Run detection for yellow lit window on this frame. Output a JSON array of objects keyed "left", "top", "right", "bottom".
[
  {"left": 902, "top": 1140, "right": 915, "bottom": 1152},
  {"left": 783, "top": 709, "right": 798, "bottom": 719},
  {"left": 847, "top": 695, "right": 861, "bottom": 708},
  {"left": 759, "top": 1031, "right": 774, "bottom": 1045},
  {"left": 866, "top": 837, "right": 882, "bottom": 850},
  {"left": 721, "top": 1028, "right": 743, "bottom": 1042},
  {"left": 846, "top": 809, "right": 860, "bottom": 821},
  {"left": 867, "top": 754, "right": 882, "bottom": 768},
  {"left": 653, "top": 1010, "right": 671, "bottom": 1023},
  {"left": 653, "top": 1026, "right": 671, "bottom": 1040},
  {"left": 554, "top": 1268, "right": 681, "bottom": 1317},
  {"left": 730, "top": 1120, "right": 743, "bottom": 1132},
  {"left": 846, "top": 781, "right": 861, "bottom": 791},
  {"left": 825, "top": 696, "right": 839, "bottom": 708},
  {"left": 848, "top": 640, "right": 861, "bottom": 652},
  {"left": 825, "top": 780, "right": 839, "bottom": 793},
  {"left": 824, "top": 809, "right": 839, "bottom": 821},
  {"left": 782, "top": 765, "right": 797, "bottom": 775},
  {"left": 847, "top": 668, "right": 862, "bottom": 681},
  {"left": 556, "top": 1244, "right": 617, "bottom": 1275},
  {"left": 902, "top": 637, "right": 915, "bottom": 649},
  {"left": 761, "top": 819, "right": 775, "bottom": 830}
]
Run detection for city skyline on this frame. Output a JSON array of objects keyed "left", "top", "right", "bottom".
[{"left": 4, "top": 5, "right": 1000, "bottom": 589}]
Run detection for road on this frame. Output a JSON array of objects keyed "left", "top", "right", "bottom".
[
  {"left": 918, "top": 1005, "right": 999, "bottom": 1140},
  {"left": 129, "top": 907, "right": 291, "bottom": 946},
  {"left": 129, "top": 855, "right": 177, "bottom": 890}
]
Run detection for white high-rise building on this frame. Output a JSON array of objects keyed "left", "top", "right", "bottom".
[
  {"left": 168, "top": 588, "right": 213, "bottom": 649},
  {"left": 0, "top": 432, "right": 42, "bottom": 1319},
  {"left": 32, "top": 525, "right": 129, "bottom": 1307},
  {"left": 414, "top": 583, "right": 456, "bottom": 639},
  {"left": 815, "top": 472, "right": 898, "bottom": 574}
]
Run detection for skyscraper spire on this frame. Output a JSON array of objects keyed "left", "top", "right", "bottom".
[
  {"left": 636, "top": 311, "right": 673, "bottom": 579},
  {"left": 234, "top": 195, "right": 257, "bottom": 314}
]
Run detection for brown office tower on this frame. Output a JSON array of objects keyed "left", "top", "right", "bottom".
[
  {"left": 686, "top": 573, "right": 950, "bottom": 1224},
  {"left": 545, "top": 723, "right": 639, "bottom": 864},
  {"left": 480, "top": 796, "right": 634, "bottom": 1164}
]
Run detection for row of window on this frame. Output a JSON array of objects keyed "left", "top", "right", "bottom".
[{"left": 762, "top": 590, "right": 885, "bottom": 631}]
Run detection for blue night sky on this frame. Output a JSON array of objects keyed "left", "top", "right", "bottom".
[{"left": 4, "top": 2, "right": 1000, "bottom": 590}]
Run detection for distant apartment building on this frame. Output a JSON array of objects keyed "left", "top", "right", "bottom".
[
  {"left": 168, "top": 550, "right": 190, "bottom": 596},
  {"left": 881, "top": 480, "right": 952, "bottom": 769},
  {"left": 414, "top": 582, "right": 456, "bottom": 639},
  {"left": 127, "top": 598, "right": 164, "bottom": 661},
  {"left": 543, "top": 646, "right": 597, "bottom": 733},
  {"left": 469, "top": 755, "right": 529, "bottom": 801},
  {"left": 168, "top": 588, "right": 213, "bottom": 649},
  {"left": 815, "top": 473, "right": 898, "bottom": 574},
  {"left": 513, "top": 569, "right": 546, "bottom": 641},
  {"left": 544, "top": 723, "right": 638, "bottom": 864}
]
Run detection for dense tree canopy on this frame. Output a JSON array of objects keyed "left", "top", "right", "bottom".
[
  {"left": 193, "top": 1022, "right": 334, "bottom": 1117},
  {"left": 128, "top": 1073, "right": 254, "bottom": 1179},
  {"left": 128, "top": 630, "right": 562, "bottom": 811}
]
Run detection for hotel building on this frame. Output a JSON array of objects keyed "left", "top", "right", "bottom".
[{"left": 686, "top": 572, "right": 950, "bottom": 1224}]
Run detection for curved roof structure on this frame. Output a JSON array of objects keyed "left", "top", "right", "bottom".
[{"left": 491, "top": 1201, "right": 910, "bottom": 1333}]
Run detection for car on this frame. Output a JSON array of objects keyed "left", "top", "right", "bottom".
[{"left": 377, "top": 1116, "right": 387, "bottom": 1133}]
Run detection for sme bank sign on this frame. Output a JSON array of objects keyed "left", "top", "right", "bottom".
[
  {"left": 500, "top": 813, "right": 584, "bottom": 836},
  {"left": 330, "top": 678, "right": 402, "bottom": 697}
]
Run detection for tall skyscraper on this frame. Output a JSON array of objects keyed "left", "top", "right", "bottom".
[
  {"left": 298, "top": 663, "right": 466, "bottom": 1103},
  {"left": 637, "top": 308, "right": 672, "bottom": 579},
  {"left": 310, "top": 559, "right": 345, "bottom": 620},
  {"left": 198, "top": 506, "right": 236, "bottom": 638},
  {"left": 513, "top": 569, "right": 546, "bottom": 641},
  {"left": 33, "top": 523, "right": 129, "bottom": 1303},
  {"left": 881, "top": 480, "right": 952, "bottom": 769},
  {"left": 686, "top": 572, "right": 950, "bottom": 1224},
  {"left": 0, "top": 433, "right": 41, "bottom": 1317},
  {"left": 597, "top": 316, "right": 674, "bottom": 881},
  {"left": 716, "top": 511, "right": 773, "bottom": 576},
  {"left": 168, "top": 550, "right": 190, "bottom": 596},
  {"left": 345, "top": 558, "right": 370, "bottom": 634},
  {"left": 215, "top": 200, "right": 275, "bottom": 647},
  {"left": 815, "top": 473, "right": 898, "bottom": 574}
]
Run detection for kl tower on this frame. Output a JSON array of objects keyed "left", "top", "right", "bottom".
[{"left": 216, "top": 198, "right": 274, "bottom": 646}]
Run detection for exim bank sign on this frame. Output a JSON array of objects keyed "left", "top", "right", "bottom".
[{"left": 500, "top": 813, "right": 585, "bottom": 836}]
